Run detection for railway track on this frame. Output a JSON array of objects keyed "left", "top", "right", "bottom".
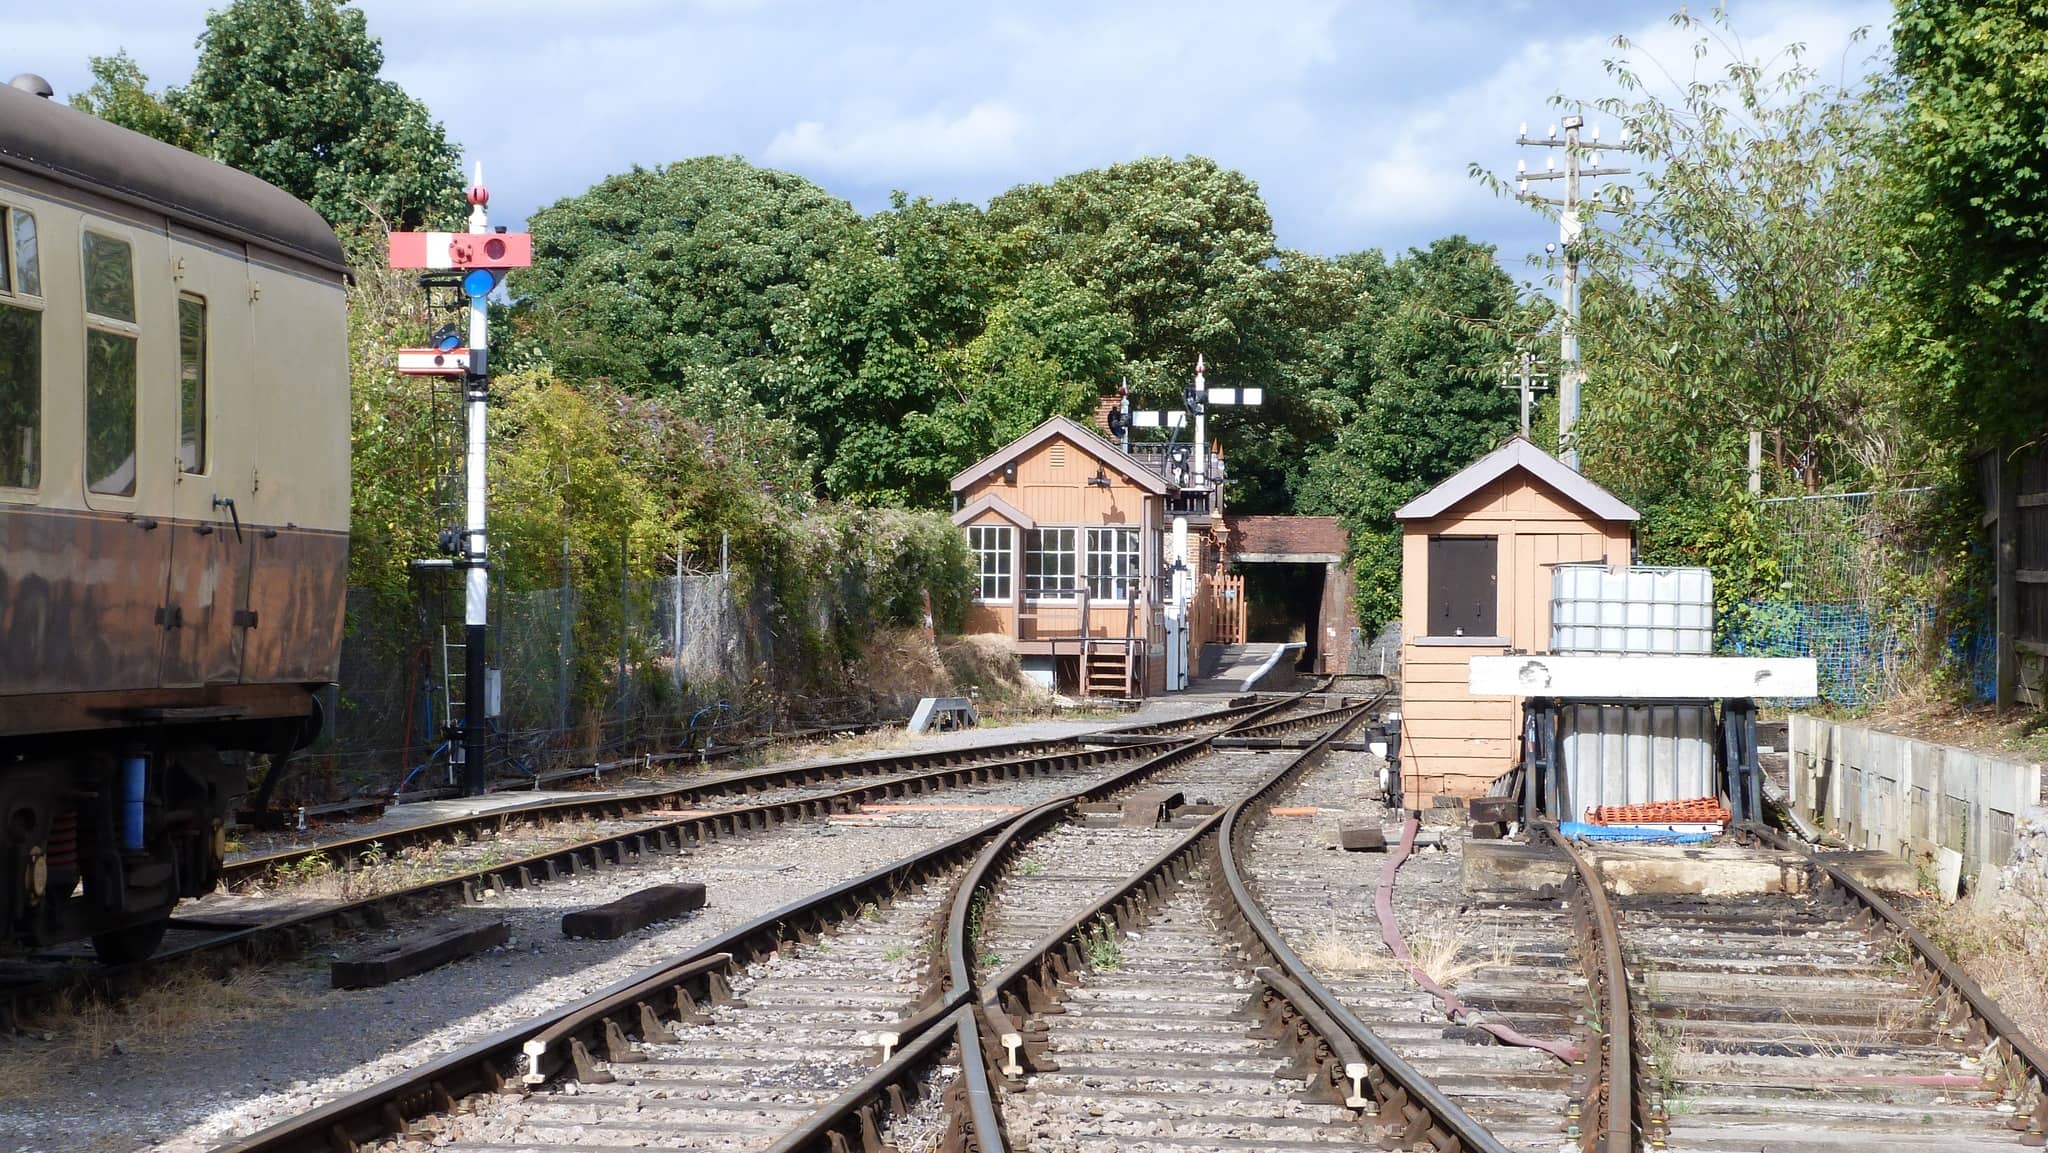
[
  {"left": 203, "top": 691, "right": 1337, "bottom": 1153},
  {"left": 222, "top": 697, "right": 1275, "bottom": 891},
  {"left": 0, "top": 698, "right": 1282, "bottom": 1029},
  {"left": 162, "top": 685, "right": 2048, "bottom": 1153},
  {"left": 1241, "top": 751, "right": 1584, "bottom": 1151},
  {"left": 1537, "top": 820, "right": 2048, "bottom": 1152}
]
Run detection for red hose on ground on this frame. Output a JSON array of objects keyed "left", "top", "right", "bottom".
[{"left": 1374, "top": 813, "right": 1581, "bottom": 1064}]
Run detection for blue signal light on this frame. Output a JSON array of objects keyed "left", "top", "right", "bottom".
[
  {"left": 431, "top": 323, "right": 462, "bottom": 352},
  {"left": 461, "top": 268, "right": 499, "bottom": 298}
]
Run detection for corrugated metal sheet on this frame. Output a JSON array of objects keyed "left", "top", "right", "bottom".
[{"left": 1560, "top": 702, "right": 1716, "bottom": 818}]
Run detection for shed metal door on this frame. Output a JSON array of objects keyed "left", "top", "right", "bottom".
[{"left": 1427, "top": 536, "right": 1497, "bottom": 637}]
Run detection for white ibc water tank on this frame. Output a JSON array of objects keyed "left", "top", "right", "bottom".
[{"left": 1549, "top": 564, "right": 1713, "bottom": 656}]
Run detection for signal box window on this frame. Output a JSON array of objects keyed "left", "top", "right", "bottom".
[
  {"left": 1026, "top": 528, "right": 1077, "bottom": 601},
  {"left": 1426, "top": 536, "right": 1498, "bottom": 638},
  {"left": 968, "top": 524, "right": 1012, "bottom": 601},
  {"left": 0, "top": 206, "right": 40, "bottom": 490},
  {"left": 1086, "top": 527, "right": 1140, "bottom": 600},
  {"left": 84, "top": 232, "right": 138, "bottom": 496},
  {"left": 178, "top": 296, "right": 206, "bottom": 473}
]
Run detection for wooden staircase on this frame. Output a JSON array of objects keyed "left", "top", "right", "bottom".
[{"left": 1083, "top": 642, "right": 1133, "bottom": 698}]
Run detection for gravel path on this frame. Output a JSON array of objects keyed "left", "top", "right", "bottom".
[{"left": 0, "top": 766, "right": 1124, "bottom": 1153}]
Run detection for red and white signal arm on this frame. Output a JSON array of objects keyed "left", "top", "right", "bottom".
[
  {"left": 397, "top": 347, "right": 473, "bottom": 376},
  {"left": 388, "top": 231, "right": 533, "bottom": 270}
]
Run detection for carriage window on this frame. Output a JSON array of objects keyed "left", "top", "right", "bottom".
[
  {"left": 83, "top": 232, "right": 137, "bottom": 496},
  {"left": 83, "top": 232, "right": 134, "bottom": 322},
  {"left": 178, "top": 296, "right": 206, "bottom": 474},
  {"left": 0, "top": 304, "right": 39, "bottom": 489},
  {"left": 12, "top": 210, "right": 38, "bottom": 297},
  {"left": 87, "top": 331, "right": 136, "bottom": 496}
]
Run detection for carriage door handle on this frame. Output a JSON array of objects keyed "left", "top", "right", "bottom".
[{"left": 212, "top": 494, "right": 244, "bottom": 543}]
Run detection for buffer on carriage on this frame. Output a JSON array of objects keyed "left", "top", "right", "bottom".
[{"left": 1393, "top": 436, "right": 1816, "bottom": 837}]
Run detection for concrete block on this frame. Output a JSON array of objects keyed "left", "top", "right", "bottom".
[
  {"left": 1463, "top": 841, "right": 1568, "bottom": 894},
  {"left": 1821, "top": 849, "right": 1918, "bottom": 895},
  {"left": 1587, "top": 845, "right": 1810, "bottom": 897},
  {"left": 1468, "top": 797, "right": 1517, "bottom": 824},
  {"left": 1336, "top": 819, "right": 1386, "bottom": 852},
  {"left": 562, "top": 883, "right": 708, "bottom": 939},
  {"left": 1469, "top": 822, "right": 1505, "bottom": 840},
  {"left": 331, "top": 920, "right": 509, "bottom": 989}
]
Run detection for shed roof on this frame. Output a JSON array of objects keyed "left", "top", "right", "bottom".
[
  {"left": 1394, "top": 436, "right": 1638, "bottom": 523},
  {"left": 0, "top": 81, "right": 346, "bottom": 272},
  {"left": 949, "top": 415, "right": 1170, "bottom": 496}
]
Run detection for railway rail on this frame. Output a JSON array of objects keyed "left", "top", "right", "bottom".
[
  {"left": 207, "top": 690, "right": 1328, "bottom": 1153},
  {"left": 0, "top": 698, "right": 1281, "bottom": 1030},
  {"left": 1544, "top": 817, "right": 2048, "bottom": 1152},
  {"left": 1240, "top": 749, "right": 1586, "bottom": 1151}
]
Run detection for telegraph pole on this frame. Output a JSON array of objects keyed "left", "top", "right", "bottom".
[
  {"left": 1515, "top": 114, "right": 1628, "bottom": 471},
  {"left": 1500, "top": 350, "right": 1550, "bottom": 438}
]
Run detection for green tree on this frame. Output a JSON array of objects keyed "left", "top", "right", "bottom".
[
  {"left": 779, "top": 194, "right": 1003, "bottom": 504},
  {"left": 67, "top": 52, "right": 198, "bottom": 149},
  {"left": 897, "top": 263, "right": 1133, "bottom": 498},
  {"left": 173, "top": 0, "right": 462, "bottom": 230},
  {"left": 1491, "top": 9, "right": 1904, "bottom": 499},
  {"left": 517, "top": 157, "right": 859, "bottom": 398},
  {"left": 1295, "top": 237, "right": 1528, "bottom": 634},
  {"left": 1887, "top": 1, "right": 2048, "bottom": 446},
  {"left": 987, "top": 156, "right": 1282, "bottom": 399}
]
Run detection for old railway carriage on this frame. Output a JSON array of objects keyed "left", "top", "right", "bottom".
[{"left": 0, "top": 76, "right": 349, "bottom": 960}]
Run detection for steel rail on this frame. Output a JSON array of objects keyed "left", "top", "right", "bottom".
[
  {"left": 1215, "top": 705, "right": 1518, "bottom": 1153},
  {"left": 765, "top": 692, "right": 1327, "bottom": 1153},
  {"left": 2, "top": 733, "right": 1186, "bottom": 1031},
  {"left": 1541, "top": 824, "right": 1637, "bottom": 1153},
  {"left": 223, "top": 693, "right": 1272, "bottom": 890},
  {"left": 1745, "top": 820, "right": 2048, "bottom": 1145},
  {"left": 206, "top": 693, "right": 1313, "bottom": 1153},
  {"left": 960, "top": 699, "right": 1386, "bottom": 1147}
]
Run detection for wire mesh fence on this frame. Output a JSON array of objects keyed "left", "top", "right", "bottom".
[
  {"left": 288, "top": 563, "right": 852, "bottom": 806},
  {"left": 1719, "top": 487, "right": 1991, "bottom": 709}
]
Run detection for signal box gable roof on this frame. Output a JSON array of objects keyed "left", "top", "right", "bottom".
[
  {"left": 950, "top": 416, "right": 1170, "bottom": 496},
  {"left": 1394, "top": 436, "right": 1638, "bottom": 523},
  {"left": 0, "top": 82, "right": 346, "bottom": 272}
]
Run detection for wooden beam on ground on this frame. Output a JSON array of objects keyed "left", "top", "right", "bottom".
[
  {"left": 562, "top": 883, "right": 708, "bottom": 940},
  {"left": 331, "top": 920, "right": 510, "bottom": 989}
]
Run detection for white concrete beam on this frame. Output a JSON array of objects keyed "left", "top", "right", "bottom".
[{"left": 1469, "top": 654, "right": 1818, "bottom": 699}]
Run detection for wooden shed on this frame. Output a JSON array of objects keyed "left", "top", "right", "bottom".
[{"left": 1393, "top": 437, "right": 1638, "bottom": 805}]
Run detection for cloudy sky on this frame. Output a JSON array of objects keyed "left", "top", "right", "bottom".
[{"left": 16, "top": 0, "right": 1889, "bottom": 269}]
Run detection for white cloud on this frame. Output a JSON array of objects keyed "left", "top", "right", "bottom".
[
  {"left": 765, "top": 101, "right": 1026, "bottom": 176},
  {"left": 1334, "top": 0, "right": 1891, "bottom": 246}
]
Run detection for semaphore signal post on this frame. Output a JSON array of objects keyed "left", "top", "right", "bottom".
[{"left": 388, "top": 164, "right": 532, "bottom": 795}]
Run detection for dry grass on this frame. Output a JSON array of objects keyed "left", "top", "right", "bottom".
[
  {"left": 247, "top": 815, "right": 608, "bottom": 901},
  {"left": 1302, "top": 918, "right": 1508, "bottom": 989},
  {"left": 1912, "top": 893, "right": 2048, "bottom": 1049},
  {"left": 0, "top": 967, "right": 310, "bottom": 1099}
]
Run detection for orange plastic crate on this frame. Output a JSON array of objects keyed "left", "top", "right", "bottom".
[{"left": 1584, "top": 797, "right": 1729, "bottom": 826}]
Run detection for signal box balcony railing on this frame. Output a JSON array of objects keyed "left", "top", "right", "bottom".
[
  {"left": 1016, "top": 582, "right": 1157, "bottom": 645},
  {"left": 1165, "top": 490, "right": 1213, "bottom": 519}
]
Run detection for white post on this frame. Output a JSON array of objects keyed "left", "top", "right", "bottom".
[
  {"left": 1191, "top": 355, "right": 1208, "bottom": 488},
  {"left": 459, "top": 162, "right": 491, "bottom": 793},
  {"left": 1748, "top": 431, "right": 1763, "bottom": 496}
]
